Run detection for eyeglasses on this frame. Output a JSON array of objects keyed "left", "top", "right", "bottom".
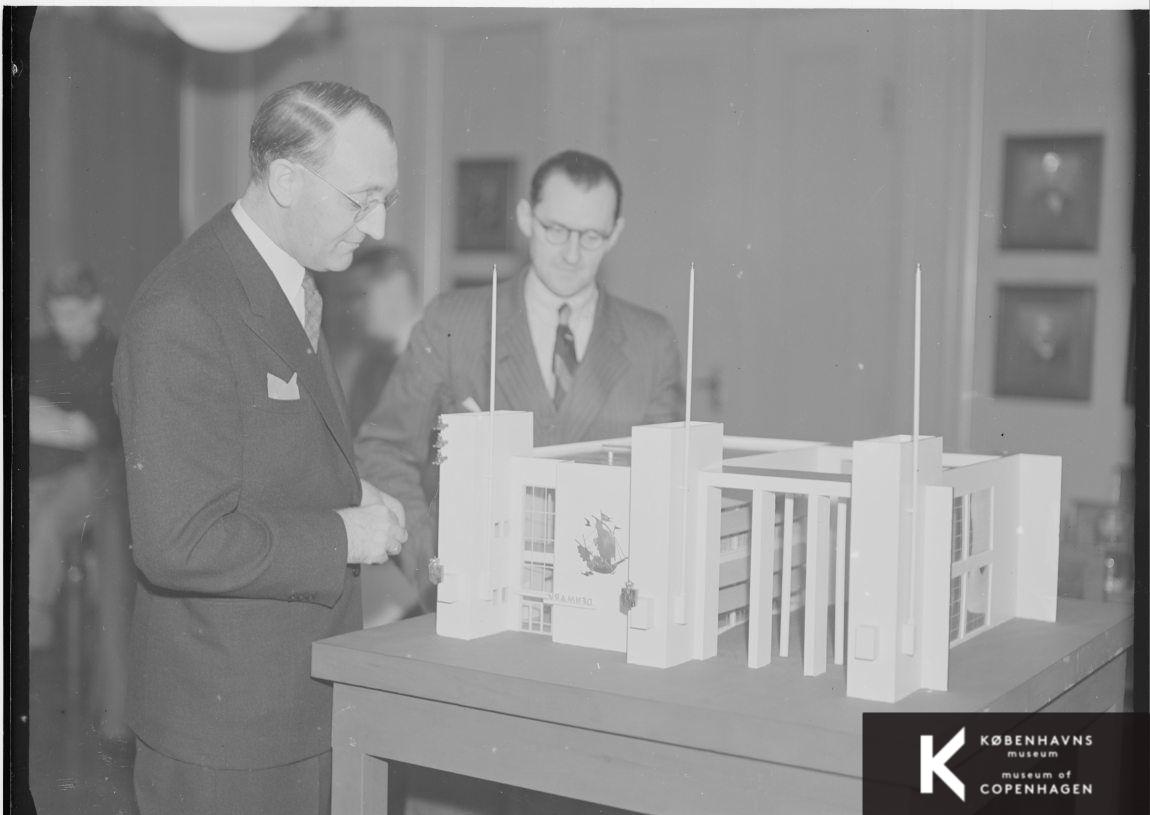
[
  {"left": 532, "top": 213, "right": 612, "bottom": 252},
  {"left": 297, "top": 163, "right": 399, "bottom": 223}
]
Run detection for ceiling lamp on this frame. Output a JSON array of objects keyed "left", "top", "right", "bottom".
[{"left": 152, "top": 6, "right": 307, "bottom": 53}]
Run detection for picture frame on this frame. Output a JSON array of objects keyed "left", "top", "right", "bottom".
[
  {"left": 455, "top": 158, "right": 517, "bottom": 252},
  {"left": 993, "top": 285, "right": 1095, "bottom": 401},
  {"left": 999, "top": 134, "right": 1103, "bottom": 251}
]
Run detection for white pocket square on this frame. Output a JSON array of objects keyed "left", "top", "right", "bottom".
[{"left": 267, "top": 372, "right": 300, "bottom": 400}]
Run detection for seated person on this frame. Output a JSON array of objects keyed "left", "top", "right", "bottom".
[{"left": 28, "top": 262, "right": 121, "bottom": 652}]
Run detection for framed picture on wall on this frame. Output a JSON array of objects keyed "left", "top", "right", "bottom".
[
  {"left": 455, "top": 158, "right": 517, "bottom": 252},
  {"left": 999, "top": 134, "right": 1103, "bottom": 251},
  {"left": 993, "top": 284, "right": 1095, "bottom": 401}
]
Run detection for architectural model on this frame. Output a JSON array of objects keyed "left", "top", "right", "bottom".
[
  {"left": 430, "top": 413, "right": 1061, "bottom": 703},
  {"left": 427, "top": 266, "right": 1062, "bottom": 703}
]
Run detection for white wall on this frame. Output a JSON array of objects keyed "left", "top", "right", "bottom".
[
  {"left": 605, "top": 12, "right": 917, "bottom": 444},
  {"left": 175, "top": 8, "right": 1135, "bottom": 504}
]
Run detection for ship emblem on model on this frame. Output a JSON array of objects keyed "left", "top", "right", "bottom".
[{"left": 577, "top": 512, "right": 629, "bottom": 576}]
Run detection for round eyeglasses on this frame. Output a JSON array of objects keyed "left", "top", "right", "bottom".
[
  {"left": 297, "top": 162, "right": 399, "bottom": 224},
  {"left": 532, "top": 213, "right": 612, "bottom": 251}
]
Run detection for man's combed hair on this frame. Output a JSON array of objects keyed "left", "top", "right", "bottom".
[
  {"left": 530, "top": 149, "right": 623, "bottom": 221},
  {"left": 249, "top": 81, "right": 394, "bottom": 181}
]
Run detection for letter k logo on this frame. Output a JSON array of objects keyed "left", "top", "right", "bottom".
[{"left": 920, "top": 727, "right": 965, "bottom": 800}]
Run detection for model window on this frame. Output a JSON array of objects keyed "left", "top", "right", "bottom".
[
  {"left": 965, "top": 564, "right": 989, "bottom": 634},
  {"left": 520, "top": 598, "right": 552, "bottom": 635},
  {"left": 948, "top": 576, "right": 963, "bottom": 642},
  {"left": 523, "top": 485, "right": 556, "bottom": 555},
  {"left": 719, "top": 530, "right": 749, "bottom": 554},
  {"left": 520, "top": 561, "right": 554, "bottom": 594},
  {"left": 949, "top": 489, "right": 994, "bottom": 644}
]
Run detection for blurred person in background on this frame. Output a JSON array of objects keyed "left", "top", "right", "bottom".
[
  {"left": 322, "top": 244, "right": 422, "bottom": 436},
  {"left": 29, "top": 261, "right": 133, "bottom": 741}
]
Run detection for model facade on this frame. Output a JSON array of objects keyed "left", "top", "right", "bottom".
[{"left": 431, "top": 411, "right": 1061, "bottom": 703}]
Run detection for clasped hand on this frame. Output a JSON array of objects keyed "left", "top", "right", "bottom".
[{"left": 338, "top": 480, "right": 408, "bottom": 565}]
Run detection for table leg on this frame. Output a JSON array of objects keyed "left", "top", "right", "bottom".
[{"left": 331, "top": 745, "right": 389, "bottom": 815}]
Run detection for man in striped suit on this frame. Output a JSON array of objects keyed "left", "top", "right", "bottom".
[
  {"left": 355, "top": 149, "right": 681, "bottom": 814},
  {"left": 356, "top": 149, "right": 685, "bottom": 618}
]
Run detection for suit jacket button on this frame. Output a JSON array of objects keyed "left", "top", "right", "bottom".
[{"left": 350, "top": 565, "right": 361, "bottom": 577}]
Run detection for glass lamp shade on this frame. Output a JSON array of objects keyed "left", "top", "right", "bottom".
[{"left": 153, "top": 7, "right": 306, "bottom": 53}]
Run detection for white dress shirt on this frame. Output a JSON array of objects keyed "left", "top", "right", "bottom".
[
  {"left": 524, "top": 268, "right": 598, "bottom": 399},
  {"left": 231, "top": 201, "right": 308, "bottom": 330}
]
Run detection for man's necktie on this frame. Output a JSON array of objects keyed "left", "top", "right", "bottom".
[
  {"left": 302, "top": 272, "right": 323, "bottom": 352},
  {"left": 553, "top": 303, "right": 578, "bottom": 409}
]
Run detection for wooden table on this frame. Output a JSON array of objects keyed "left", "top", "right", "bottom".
[{"left": 312, "top": 599, "right": 1132, "bottom": 815}]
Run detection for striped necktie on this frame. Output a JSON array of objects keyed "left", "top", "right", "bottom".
[
  {"left": 302, "top": 272, "right": 323, "bottom": 352},
  {"left": 553, "top": 303, "right": 578, "bottom": 409}
]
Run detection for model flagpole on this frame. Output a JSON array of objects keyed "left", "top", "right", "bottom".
[
  {"left": 677, "top": 264, "right": 696, "bottom": 620},
  {"left": 490, "top": 264, "right": 498, "bottom": 415},
  {"left": 904, "top": 263, "right": 923, "bottom": 653},
  {"left": 487, "top": 265, "right": 498, "bottom": 585},
  {"left": 685, "top": 263, "right": 695, "bottom": 428},
  {"left": 913, "top": 263, "right": 921, "bottom": 483}
]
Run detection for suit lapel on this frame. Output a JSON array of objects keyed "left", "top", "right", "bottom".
[
  {"left": 492, "top": 269, "right": 554, "bottom": 416},
  {"left": 317, "top": 333, "right": 354, "bottom": 448},
  {"left": 212, "top": 209, "right": 356, "bottom": 471},
  {"left": 560, "top": 291, "right": 630, "bottom": 441}
]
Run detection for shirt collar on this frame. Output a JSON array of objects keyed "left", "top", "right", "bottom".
[
  {"left": 231, "top": 201, "right": 307, "bottom": 300},
  {"left": 524, "top": 266, "right": 598, "bottom": 320}
]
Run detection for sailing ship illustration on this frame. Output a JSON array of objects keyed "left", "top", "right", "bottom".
[{"left": 576, "top": 512, "right": 628, "bottom": 576}]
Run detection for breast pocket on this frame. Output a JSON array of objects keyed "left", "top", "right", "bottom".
[
  {"left": 242, "top": 364, "right": 307, "bottom": 415},
  {"left": 251, "top": 394, "right": 306, "bottom": 414}
]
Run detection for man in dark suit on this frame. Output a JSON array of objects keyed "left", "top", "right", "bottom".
[
  {"left": 356, "top": 149, "right": 684, "bottom": 615},
  {"left": 113, "top": 81, "right": 408, "bottom": 815}
]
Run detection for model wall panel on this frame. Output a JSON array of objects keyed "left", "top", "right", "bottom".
[
  {"left": 552, "top": 462, "right": 631, "bottom": 652},
  {"left": 894, "top": 437, "right": 943, "bottom": 703},
  {"left": 436, "top": 411, "right": 533, "bottom": 639}
]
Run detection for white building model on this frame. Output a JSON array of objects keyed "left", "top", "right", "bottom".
[{"left": 429, "top": 269, "right": 1062, "bottom": 703}]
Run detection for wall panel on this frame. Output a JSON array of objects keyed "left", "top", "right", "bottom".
[
  {"left": 971, "top": 11, "right": 1135, "bottom": 503},
  {"left": 29, "top": 9, "right": 182, "bottom": 334}
]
